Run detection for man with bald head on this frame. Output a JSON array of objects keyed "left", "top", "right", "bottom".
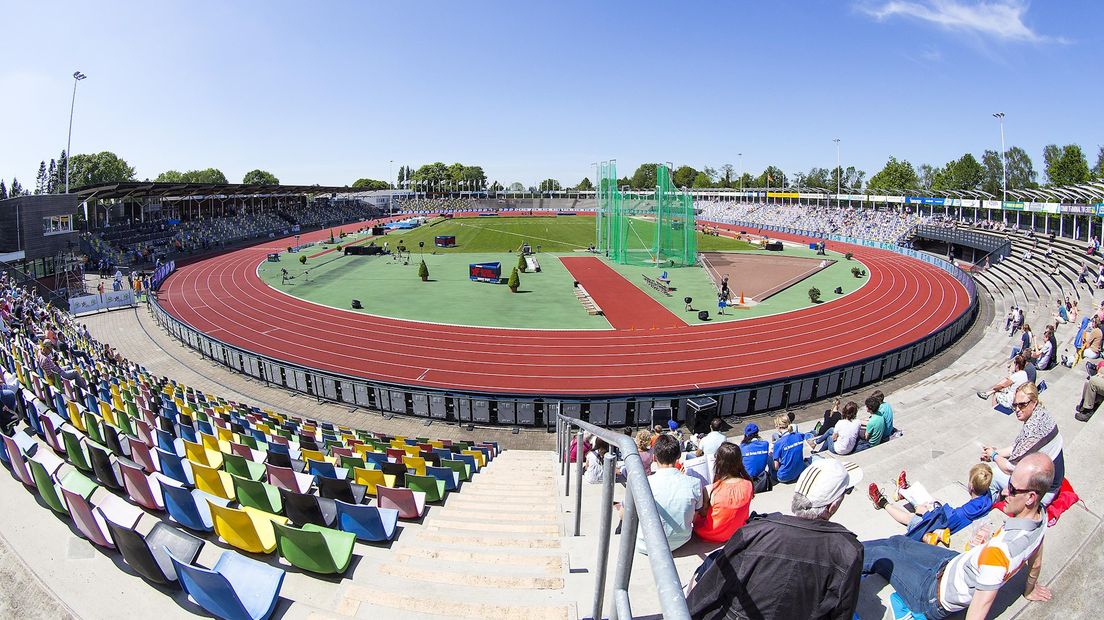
[{"left": 860, "top": 453, "right": 1054, "bottom": 619}]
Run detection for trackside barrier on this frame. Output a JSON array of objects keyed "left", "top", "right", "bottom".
[
  {"left": 147, "top": 220, "right": 977, "bottom": 427},
  {"left": 556, "top": 414, "right": 690, "bottom": 620}
]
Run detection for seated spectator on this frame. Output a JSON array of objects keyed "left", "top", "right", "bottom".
[
  {"left": 807, "top": 398, "right": 841, "bottom": 446},
  {"left": 976, "top": 355, "right": 1029, "bottom": 409},
  {"left": 739, "top": 423, "right": 773, "bottom": 492},
  {"left": 1083, "top": 316, "right": 1103, "bottom": 359},
  {"left": 858, "top": 394, "right": 891, "bottom": 449},
  {"left": 623, "top": 430, "right": 654, "bottom": 476},
  {"left": 584, "top": 439, "right": 609, "bottom": 484},
  {"left": 634, "top": 434, "right": 702, "bottom": 554},
  {"left": 695, "top": 416, "right": 727, "bottom": 457},
  {"left": 35, "top": 340, "right": 87, "bottom": 390},
  {"left": 1034, "top": 325, "right": 1056, "bottom": 370},
  {"left": 771, "top": 413, "right": 808, "bottom": 483},
  {"left": 1010, "top": 323, "right": 1034, "bottom": 361},
  {"left": 981, "top": 382, "right": 1064, "bottom": 505},
  {"left": 685, "top": 459, "right": 863, "bottom": 619},
  {"left": 873, "top": 389, "right": 894, "bottom": 435},
  {"left": 861, "top": 454, "right": 1054, "bottom": 619},
  {"left": 809, "top": 401, "right": 861, "bottom": 455},
  {"left": 693, "top": 443, "right": 754, "bottom": 543},
  {"left": 868, "top": 464, "right": 994, "bottom": 544},
  {"left": 1077, "top": 361, "right": 1104, "bottom": 421}
]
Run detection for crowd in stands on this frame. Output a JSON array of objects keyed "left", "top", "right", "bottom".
[
  {"left": 696, "top": 201, "right": 927, "bottom": 243},
  {"left": 394, "top": 197, "right": 476, "bottom": 213}
]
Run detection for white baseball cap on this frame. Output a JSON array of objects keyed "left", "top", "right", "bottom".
[{"left": 795, "top": 458, "right": 864, "bottom": 509}]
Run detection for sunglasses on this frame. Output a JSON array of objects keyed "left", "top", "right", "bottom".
[
  {"left": 1006, "top": 480, "right": 1037, "bottom": 497},
  {"left": 1010, "top": 400, "right": 1034, "bottom": 410}
]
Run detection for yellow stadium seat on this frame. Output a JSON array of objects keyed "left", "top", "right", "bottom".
[{"left": 207, "top": 501, "right": 287, "bottom": 554}]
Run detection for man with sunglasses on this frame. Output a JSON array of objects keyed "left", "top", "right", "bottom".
[{"left": 860, "top": 453, "right": 1054, "bottom": 619}]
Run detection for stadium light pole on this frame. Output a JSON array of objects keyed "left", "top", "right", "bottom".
[
  {"left": 993, "top": 112, "right": 1007, "bottom": 204},
  {"left": 833, "top": 138, "right": 841, "bottom": 208},
  {"left": 389, "top": 160, "right": 394, "bottom": 216},
  {"left": 738, "top": 153, "right": 743, "bottom": 197},
  {"left": 65, "top": 71, "right": 87, "bottom": 194}
]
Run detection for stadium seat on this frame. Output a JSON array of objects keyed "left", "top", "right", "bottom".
[
  {"left": 208, "top": 501, "right": 288, "bottom": 554},
  {"left": 375, "top": 486, "right": 427, "bottom": 520},
  {"left": 184, "top": 439, "right": 224, "bottom": 470},
  {"left": 192, "top": 461, "right": 236, "bottom": 501},
  {"left": 2, "top": 432, "right": 38, "bottom": 487},
  {"left": 272, "top": 522, "right": 356, "bottom": 575},
  {"left": 231, "top": 475, "right": 283, "bottom": 514},
  {"left": 106, "top": 519, "right": 203, "bottom": 587},
  {"left": 264, "top": 451, "right": 304, "bottom": 473},
  {"left": 333, "top": 501, "right": 399, "bottom": 542},
  {"left": 405, "top": 473, "right": 446, "bottom": 503},
  {"left": 62, "top": 488, "right": 143, "bottom": 549},
  {"left": 402, "top": 455, "right": 427, "bottom": 476},
  {"left": 87, "top": 443, "right": 126, "bottom": 491},
  {"left": 307, "top": 459, "right": 347, "bottom": 480},
  {"left": 351, "top": 467, "right": 395, "bottom": 495},
  {"left": 119, "top": 459, "right": 176, "bottom": 511},
  {"left": 170, "top": 550, "right": 285, "bottom": 620},
  {"left": 265, "top": 462, "right": 314, "bottom": 494},
  {"left": 279, "top": 488, "right": 337, "bottom": 528},
  {"left": 223, "top": 453, "right": 267, "bottom": 482},
  {"left": 337, "top": 454, "right": 365, "bottom": 470},
  {"left": 36, "top": 409, "right": 69, "bottom": 455},
  {"left": 379, "top": 462, "right": 407, "bottom": 487},
  {"left": 127, "top": 437, "right": 156, "bottom": 473},
  {"left": 163, "top": 484, "right": 230, "bottom": 532},
  {"left": 452, "top": 453, "right": 479, "bottom": 477},
  {"left": 28, "top": 458, "right": 91, "bottom": 515},
  {"left": 155, "top": 447, "right": 194, "bottom": 486},
  {"left": 61, "top": 429, "right": 93, "bottom": 473},
  {"left": 316, "top": 476, "right": 367, "bottom": 505},
  {"left": 425, "top": 465, "right": 461, "bottom": 492}
]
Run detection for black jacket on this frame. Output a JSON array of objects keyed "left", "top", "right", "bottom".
[{"left": 686, "top": 512, "right": 863, "bottom": 620}]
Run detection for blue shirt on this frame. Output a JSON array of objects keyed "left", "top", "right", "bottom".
[
  {"left": 772, "top": 432, "right": 807, "bottom": 482},
  {"left": 878, "top": 402, "right": 895, "bottom": 435},
  {"left": 946, "top": 494, "right": 994, "bottom": 533},
  {"left": 741, "top": 439, "right": 771, "bottom": 477}
]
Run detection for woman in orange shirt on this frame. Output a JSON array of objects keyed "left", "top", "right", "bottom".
[{"left": 693, "top": 442, "right": 754, "bottom": 543}]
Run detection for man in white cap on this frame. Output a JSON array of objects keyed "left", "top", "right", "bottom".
[{"left": 686, "top": 458, "right": 864, "bottom": 619}]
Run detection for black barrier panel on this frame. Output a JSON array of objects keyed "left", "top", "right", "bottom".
[
  {"left": 862, "top": 360, "right": 882, "bottom": 383},
  {"left": 411, "top": 393, "right": 429, "bottom": 417},
  {"left": 719, "top": 393, "right": 735, "bottom": 416},
  {"left": 389, "top": 390, "right": 408, "bottom": 415},
  {"left": 561, "top": 402, "right": 582, "bottom": 419},
  {"left": 371, "top": 387, "right": 385, "bottom": 410},
  {"left": 199, "top": 338, "right": 210, "bottom": 357},
  {"left": 339, "top": 381, "right": 356, "bottom": 404},
  {"left": 608, "top": 401, "right": 628, "bottom": 426},
  {"left": 243, "top": 356, "right": 261, "bottom": 379},
  {"left": 767, "top": 384, "right": 785, "bottom": 409},
  {"left": 590, "top": 402, "right": 608, "bottom": 425},
  {"left": 842, "top": 365, "right": 861, "bottom": 391},
  {"left": 261, "top": 361, "right": 281, "bottom": 386},
  {"left": 429, "top": 395, "right": 448, "bottom": 419},
  {"left": 816, "top": 371, "right": 841, "bottom": 398},
  {"left": 635, "top": 400, "right": 653, "bottom": 425},
  {"left": 456, "top": 398, "right": 471, "bottom": 421},
  {"left": 498, "top": 400, "right": 517, "bottom": 425},
  {"left": 291, "top": 370, "right": 307, "bottom": 392},
  {"left": 472, "top": 400, "right": 490, "bottom": 423},
  {"left": 732, "top": 390, "right": 751, "bottom": 416},
  {"left": 518, "top": 401, "right": 536, "bottom": 426},
  {"left": 883, "top": 351, "right": 900, "bottom": 375},
  {"left": 899, "top": 346, "right": 914, "bottom": 367}
]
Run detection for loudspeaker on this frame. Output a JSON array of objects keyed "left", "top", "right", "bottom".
[
  {"left": 651, "top": 406, "right": 673, "bottom": 429},
  {"left": 352, "top": 299, "right": 362, "bottom": 309},
  {"left": 698, "top": 310, "right": 710, "bottom": 321},
  {"left": 834, "top": 286, "right": 843, "bottom": 294}
]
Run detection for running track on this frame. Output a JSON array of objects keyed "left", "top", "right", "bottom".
[{"left": 158, "top": 218, "right": 972, "bottom": 396}]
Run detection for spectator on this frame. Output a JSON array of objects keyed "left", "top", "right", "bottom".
[
  {"left": 1076, "top": 361, "right": 1104, "bottom": 421},
  {"left": 635, "top": 434, "right": 702, "bottom": 554},
  {"left": 685, "top": 459, "right": 864, "bottom": 620},
  {"left": 872, "top": 389, "right": 894, "bottom": 435},
  {"left": 859, "top": 394, "right": 891, "bottom": 449},
  {"left": 584, "top": 439, "right": 609, "bottom": 484},
  {"left": 976, "top": 355, "right": 1030, "bottom": 409},
  {"left": 868, "top": 464, "right": 994, "bottom": 544},
  {"left": 693, "top": 443, "right": 754, "bottom": 543},
  {"left": 806, "top": 398, "right": 841, "bottom": 447},
  {"left": 625, "top": 430, "right": 655, "bottom": 475},
  {"left": 771, "top": 413, "right": 808, "bottom": 483},
  {"left": 1034, "top": 325, "right": 1056, "bottom": 370},
  {"left": 739, "top": 423, "right": 773, "bottom": 492},
  {"left": 981, "top": 382, "right": 1065, "bottom": 505},
  {"left": 696, "top": 416, "right": 727, "bottom": 457},
  {"left": 1083, "top": 316, "right": 1103, "bottom": 359},
  {"left": 1011, "top": 323, "right": 1034, "bottom": 360},
  {"left": 809, "top": 401, "right": 861, "bottom": 455},
  {"left": 35, "top": 340, "right": 87, "bottom": 390},
  {"left": 860, "top": 453, "right": 1054, "bottom": 619}
]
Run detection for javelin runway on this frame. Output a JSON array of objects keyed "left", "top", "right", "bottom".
[{"left": 158, "top": 218, "right": 972, "bottom": 396}]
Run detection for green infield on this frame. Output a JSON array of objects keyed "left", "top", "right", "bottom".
[{"left": 256, "top": 217, "right": 867, "bottom": 329}]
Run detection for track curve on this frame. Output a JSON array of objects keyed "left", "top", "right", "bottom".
[{"left": 158, "top": 220, "right": 971, "bottom": 396}]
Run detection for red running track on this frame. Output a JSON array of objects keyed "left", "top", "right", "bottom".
[
  {"left": 560, "top": 256, "right": 683, "bottom": 329},
  {"left": 158, "top": 220, "right": 972, "bottom": 396}
]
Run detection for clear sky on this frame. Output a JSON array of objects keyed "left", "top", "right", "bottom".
[{"left": 1, "top": 1, "right": 1100, "bottom": 189}]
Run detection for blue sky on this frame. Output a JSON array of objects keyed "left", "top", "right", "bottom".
[{"left": 1, "top": 1, "right": 1099, "bottom": 189}]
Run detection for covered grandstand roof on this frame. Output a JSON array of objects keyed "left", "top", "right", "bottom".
[{"left": 73, "top": 182, "right": 361, "bottom": 201}]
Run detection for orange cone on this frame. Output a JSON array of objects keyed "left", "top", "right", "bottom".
[{"left": 740, "top": 291, "right": 745, "bottom": 305}]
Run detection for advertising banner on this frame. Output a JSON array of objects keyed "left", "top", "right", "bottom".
[
  {"left": 905, "top": 196, "right": 945, "bottom": 206},
  {"left": 1002, "top": 201, "right": 1025, "bottom": 211},
  {"left": 766, "top": 192, "right": 799, "bottom": 199},
  {"left": 983, "top": 200, "right": 1002, "bottom": 210},
  {"left": 68, "top": 290, "right": 135, "bottom": 314}
]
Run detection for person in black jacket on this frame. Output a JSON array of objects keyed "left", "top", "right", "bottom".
[{"left": 686, "top": 458, "right": 865, "bottom": 620}]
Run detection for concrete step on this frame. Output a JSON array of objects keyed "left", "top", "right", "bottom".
[
  {"left": 335, "top": 585, "right": 575, "bottom": 620},
  {"left": 377, "top": 562, "right": 564, "bottom": 590},
  {"left": 414, "top": 530, "right": 562, "bottom": 549},
  {"left": 426, "top": 519, "right": 561, "bottom": 535},
  {"left": 392, "top": 546, "right": 567, "bottom": 573}
]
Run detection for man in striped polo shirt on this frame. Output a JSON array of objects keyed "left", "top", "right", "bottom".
[{"left": 860, "top": 453, "right": 1054, "bottom": 619}]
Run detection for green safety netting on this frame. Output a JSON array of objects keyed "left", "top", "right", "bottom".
[{"left": 595, "top": 162, "right": 696, "bottom": 267}]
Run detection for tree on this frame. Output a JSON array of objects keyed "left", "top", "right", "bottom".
[
  {"left": 242, "top": 169, "right": 280, "bottom": 185},
  {"left": 351, "top": 178, "right": 390, "bottom": 190},
  {"left": 178, "top": 168, "right": 228, "bottom": 184},
  {"left": 1044, "top": 144, "right": 1090, "bottom": 185},
  {"left": 0, "top": 180, "right": 6, "bottom": 200},
  {"left": 155, "top": 170, "right": 185, "bottom": 182},
  {"left": 720, "top": 164, "right": 736, "bottom": 188},
  {"left": 46, "top": 159, "right": 58, "bottom": 193},
  {"left": 538, "top": 178, "right": 561, "bottom": 192},
  {"left": 755, "top": 166, "right": 785, "bottom": 188},
  {"left": 691, "top": 172, "right": 712, "bottom": 188},
  {"left": 867, "top": 157, "right": 919, "bottom": 192},
  {"left": 702, "top": 166, "right": 718, "bottom": 185},
  {"left": 412, "top": 162, "right": 449, "bottom": 189},
  {"left": 1094, "top": 146, "right": 1104, "bottom": 179},
  {"left": 737, "top": 173, "right": 754, "bottom": 189},
  {"left": 418, "top": 260, "right": 429, "bottom": 281},
  {"left": 630, "top": 163, "right": 658, "bottom": 189},
  {"left": 917, "top": 164, "right": 935, "bottom": 191},
  {"left": 617, "top": 176, "right": 631, "bottom": 188},
  {"left": 489, "top": 181, "right": 504, "bottom": 192},
  {"left": 57, "top": 150, "right": 67, "bottom": 189},
  {"left": 460, "top": 166, "right": 486, "bottom": 190},
  {"left": 508, "top": 182, "right": 525, "bottom": 192},
  {"left": 66, "top": 151, "right": 137, "bottom": 189},
  {"left": 981, "top": 150, "right": 1003, "bottom": 197},
  {"left": 9, "top": 179, "right": 24, "bottom": 197},
  {"left": 931, "top": 153, "right": 984, "bottom": 192},
  {"left": 672, "top": 165, "right": 698, "bottom": 189},
  {"left": 1005, "top": 146, "right": 1037, "bottom": 189},
  {"left": 517, "top": 253, "right": 527, "bottom": 273},
  {"left": 832, "top": 166, "right": 865, "bottom": 191},
  {"left": 803, "top": 167, "right": 831, "bottom": 190},
  {"left": 35, "top": 161, "right": 47, "bottom": 194},
  {"left": 576, "top": 177, "right": 594, "bottom": 191},
  {"left": 507, "top": 267, "right": 520, "bottom": 292}
]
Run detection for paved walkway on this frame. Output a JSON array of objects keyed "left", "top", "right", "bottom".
[{"left": 560, "top": 256, "right": 684, "bottom": 329}]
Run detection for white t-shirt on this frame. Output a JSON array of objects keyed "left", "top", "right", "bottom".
[
  {"left": 699, "top": 431, "right": 726, "bottom": 457},
  {"left": 1008, "top": 369, "right": 1029, "bottom": 394},
  {"left": 584, "top": 450, "right": 603, "bottom": 484},
  {"left": 832, "top": 418, "right": 860, "bottom": 454}
]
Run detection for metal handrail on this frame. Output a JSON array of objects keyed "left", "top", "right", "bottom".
[{"left": 556, "top": 414, "right": 690, "bottom": 620}]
